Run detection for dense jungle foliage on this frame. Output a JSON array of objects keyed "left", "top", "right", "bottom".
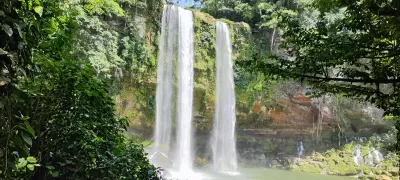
[{"left": 0, "top": 0, "right": 163, "bottom": 179}]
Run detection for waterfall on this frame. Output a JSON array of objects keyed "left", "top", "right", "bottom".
[
  {"left": 211, "top": 21, "right": 238, "bottom": 172},
  {"left": 153, "top": 5, "right": 177, "bottom": 162},
  {"left": 152, "top": 5, "right": 194, "bottom": 172},
  {"left": 352, "top": 144, "right": 364, "bottom": 166},
  {"left": 372, "top": 148, "right": 383, "bottom": 163},
  {"left": 175, "top": 6, "right": 194, "bottom": 171},
  {"left": 365, "top": 149, "right": 374, "bottom": 166}
]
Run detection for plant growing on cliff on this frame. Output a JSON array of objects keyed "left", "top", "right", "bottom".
[{"left": 69, "top": 0, "right": 164, "bottom": 127}]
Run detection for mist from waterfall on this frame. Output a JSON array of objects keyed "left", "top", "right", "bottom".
[
  {"left": 152, "top": 5, "right": 195, "bottom": 172},
  {"left": 211, "top": 21, "right": 238, "bottom": 172}
]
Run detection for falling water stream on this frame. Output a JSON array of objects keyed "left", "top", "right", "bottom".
[
  {"left": 211, "top": 21, "right": 238, "bottom": 173},
  {"left": 175, "top": 6, "right": 194, "bottom": 172},
  {"left": 151, "top": 5, "right": 195, "bottom": 176},
  {"left": 152, "top": 5, "right": 176, "bottom": 162}
]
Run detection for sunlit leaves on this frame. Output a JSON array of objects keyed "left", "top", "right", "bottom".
[
  {"left": 0, "top": 48, "right": 8, "bottom": 55},
  {"left": 27, "top": 164, "right": 34, "bottom": 171},
  {"left": 27, "top": 156, "right": 37, "bottom": 163},
  {"left": 16, "top": 158, "right": 28, "bottom": 169},
  {"left": 257, "top": 2, "right": 276, "bottom": 13},
  {"left": 253, "top": 0, "right": 400, "bottom": 116},
  {"left": 33, "top": 6, "right": 44, "bottom": 17},
  {"left": 14, "top": 156, "right": 39, "bottom": 172},
  {"left": 257, "top": 2, "right": 298, "bottom": 28},
  {"left": 234, "top": 3, "right": 253, "bottom": 20},
  {"left": 2, "top": 24, "right": 13, "bottom": 36},
  {"left": 83, "top": 0, "right": 124, "bottom": 16}
]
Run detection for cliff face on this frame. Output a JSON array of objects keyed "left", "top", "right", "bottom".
[
  {"left": 109, "top": 4, "right": 390, "bottom": 138},
  {"left": 114, "top": 6, "right": 255, "bottom": 129},
  {"left": 108, "top": 4, "right": 394, "bottom": 169}
]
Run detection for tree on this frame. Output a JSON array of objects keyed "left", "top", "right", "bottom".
[
  {"left": 1, "top": 0, "right": 75, "bottom": 177},
  {"left": 1, "top": 0, "right": 162, "bottom": 179},
  {"left": 200, "top": 0, "right": 300, "bottom": 62},
  {"left": 242, "top": 0, "right": 400, "bottom": 116}
]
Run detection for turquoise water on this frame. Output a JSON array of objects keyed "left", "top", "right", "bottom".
[{"left": 172, "top": 167, "right": 355, "bottom": 180}]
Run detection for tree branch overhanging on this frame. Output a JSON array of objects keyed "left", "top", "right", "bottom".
[{"left": 295, "top": 74, "right": 400, "bottom": 84}]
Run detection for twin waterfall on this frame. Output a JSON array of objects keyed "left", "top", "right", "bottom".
[{"left": 152, "top": 5, "right": 238, "bottom": 176}]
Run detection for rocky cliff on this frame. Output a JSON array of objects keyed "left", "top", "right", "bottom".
[{"left": 109, "top": 3, "right": 391, "bottom": 159}]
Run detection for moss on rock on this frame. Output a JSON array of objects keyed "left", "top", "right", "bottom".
[
  {"left": 289, "top": 143, "right": 399, "bottom": 180},
  {"left": 190, "top": 9, "right": 253, "bottom": 129}
]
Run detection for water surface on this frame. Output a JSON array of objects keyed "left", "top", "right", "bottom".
[{"left": 168, "top": 167, "right": 354, "bottom": 180}]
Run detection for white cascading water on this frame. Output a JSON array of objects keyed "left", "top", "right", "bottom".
[
  {"left": 352, "top": 144, "right": 364, "bottom": 166},
  {"left": 175, "top": 6, "right": 194, "bottom": 172},
  {"left": 152, "top": 5, "right": 195, "bottom": 173},
  {"left": 372, "top": 148, "right": 383, "bottom": 163},
  {"left": 152, "top": 5, "right": 177, "bottom": 164},
  {"left": 365, "top": 149, "right": 374, "bottom": 166},
  {"left": 211, "top": 21, "right": 238, "bottom": 172}
]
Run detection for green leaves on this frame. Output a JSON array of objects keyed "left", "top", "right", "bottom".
[
  {"left": 14, "top": 157, "right": 39, "bottom": 173},
  {"left": 242, "top": 0, "right": 400, "bottom": 117},
  {"left": 23, "top": 58, "right": 161, "bottom": 179},
  {"left": 50, "top": 171, "right": 59, "bottom": 177},
  {"left": 27, "top": 156, "right": 37, "bottom": 163},
  {"left": 0, "top": 48, "right": 8, "bottom": 55},
  {"left": 27, "top": 164, "right": 35, "bottom": 171},
  {"left": 33, "top": 6, "right": 44, "bottom": 17},
  {"left": 257, "top": 2, "right": 276, "bottom": 12},
  {"left": 1, "top": 0, "right": 76, "bottom": 178},
  {"left": 22, "top": 132, "right": 32, "bottom": 146},
  {"left": 46, "top": 166, "right": 55, "bottom": 170},
  {"left": 1, "top": 24, "right": 13, "bottom": 36},
  {"left": 83, "top": 0, "right": 124, "bottom": 16},
  {"left": 16, "top": 158, "right": 28, "bottom": 169},
  {"left": 257, "top": 2, "right": 298, "bottom": 28},
  {"left": 234, "top": 3, "right": 253, "bottom": 20},
  {"left": 24, "top": 121, "right": 35, "bottom": 137},
  {"left": 0, "top": 0, "right": 162, "bottom": 179}
]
